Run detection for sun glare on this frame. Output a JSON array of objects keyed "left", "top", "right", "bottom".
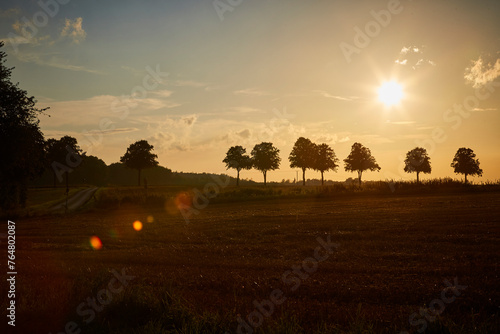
[{"left": 378, "top": 81, "right": 404, "bottom": 106}]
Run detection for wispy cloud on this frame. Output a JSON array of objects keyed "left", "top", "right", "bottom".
[
  {"left": 473, "top": 107, "right": 497, "bottom": 111},
  {"left": 16, "top": 52, "right": 104, "bottom": 74},
  {"left": 395, "top": 45, "right": 435, "bottom": 69},
  {"left": 0, "top": 7, "right": 20, "bottom": 18},
  {"left": 234, "top": 88, "right": 271, "bottom": 96},
  {"left": 9, "top": 20, "right": 50, "bottom": 46},
  {"left": 173, "top": 80, "right": 207, "bottom": 88},
  {"left": 312, "top": 90, "right": 360, "bottom": 101},
  {"left": 230, "top": 106, "right": 265, "bottom": 114},
  {"left": 146, "top": 114, "right": 198, "bottom": 152},
  {"left": 386, "top": 120, "right": 416, "bottom": 125},
  {"left": 83, "top": 128, "right": 139, "bottom": 135},
  {"left": 464, "top": 56, "right": 500, "bottom": 88},
  {"left": 61, "top": 17, "right": 86, "bottom": 44},
  {"left": 121, "top": 65, "right": 144, "bottom": 76}
]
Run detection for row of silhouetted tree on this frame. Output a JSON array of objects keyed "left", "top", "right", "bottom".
[
  {"left": 223, "top": 138, "right": 483, "bottom": 186},
  {"left": 0, "top": 41, "right": 485, "bottom": 210}
]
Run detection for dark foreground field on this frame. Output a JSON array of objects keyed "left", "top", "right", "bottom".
[{"left": 2, "top": 190, "right": 500, "bottom": 333}]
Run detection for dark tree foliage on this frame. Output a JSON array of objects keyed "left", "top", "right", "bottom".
[
  {"left": 451, "top": 147, "right": 483, "bottom": 184},
  {"left": 404, "top": 147, "right": 432, "bottom": 184},
  {"left": 313, "top": 143, "right": 339, "bottom": 186},
  {"left": 72, "top": 155, "right": 108, "bottom": 186},
  {"left": 45, "top": 136, "right": 83, "bottom": 188},
  {"left": 223, "top": 145, "right": 253, "bottom": 186},
  {"left": 120, "top": 140, "right": 159, "bottom": 186},
  {"left": 289, "top": 137, "right": 316, "bottom": 186},
  {"left": 0, "top": 42, "right": 47, "bottom": 209},
  {"left": 343, "top": 142, "right": 381, "bottom": 186},
  {"left": 251, "top": 142, "right": 280, "bottom": 186}
]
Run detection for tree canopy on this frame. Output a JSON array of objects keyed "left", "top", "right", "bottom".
[
  {"left": 223, "top": 145, "right": 253, "bottom": 186},
  {"left": 45, "top": 136, "right": 83, "bottom": 188},
  {"left": 343, "top": 142, "right": 381, "bottom": 186},
  {"left": 451, "top": 147, "right": 483, "bottom": 184},
  {"left": 404, "top": 147, "right": 431, "bottom": 184},
  {"left": 120, "top": 140, "right": 159, "bottom": 186},
  {"left": 313, "top": 143, "right": 339, "bottom": 186},
  {"left": 0, "top": 42, "right": 47, "bottom": 209},
  {"left": 289, "top": 137, "right": 316, "bottom": 186},
  {"left": 251, "top": 142, "right": 280, "bottom": 185}
]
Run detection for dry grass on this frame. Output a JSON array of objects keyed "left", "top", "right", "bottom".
[{"left": 2, "top": 189, "right": 499, "bottom": 333}]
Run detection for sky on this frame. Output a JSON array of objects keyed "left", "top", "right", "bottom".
[{"left": 1, "top": 0, "right": 499, "bottom": 183}]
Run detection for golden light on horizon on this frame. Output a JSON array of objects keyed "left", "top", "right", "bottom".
[{"left": 378, "top": 81, "right": 404, "bottom": 107}]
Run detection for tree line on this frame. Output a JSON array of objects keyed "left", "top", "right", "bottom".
[
  {"left": 223, "top": 138, "right": 483, "bottom": 186},
  {"left": 0, "top": 41, "right": 485, "bottom": 210}
]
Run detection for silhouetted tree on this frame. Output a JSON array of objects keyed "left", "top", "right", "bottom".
[
  {"left": 223, "top": 146, "right": 253, "bottom": 186},
  {"left": 120, "top": 140, "right": 159, "bottom": 186},
  {"left": 0, "top": 42, "right": 47, "bottom": 209},
  {"left": 72, "top": 155, "right": 108, "bottom": 186},
  {"left": 313, "top": 143, "right": 339, "bottom": 186},
  {"left": 343, "top": 142, "right": 381, "bottom": 186},
  {"left": 251, "top": 142, "right": 280, "bottom": 186},
  {"left": 451, "top": 148, "right": 483, "bottom": 184},
  {"left": 289, "top": 137, "right": 315, "bottom": 186},
  {"left": 45, "top": 136, "right": 83, "bottom": 189},
  {"left": 404, "top": 147, "right": 431, "bottom": 184}
]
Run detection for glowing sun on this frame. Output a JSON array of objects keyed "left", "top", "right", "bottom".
[{"left": 378, "top": 81, "right": 404, "bottom": 106}]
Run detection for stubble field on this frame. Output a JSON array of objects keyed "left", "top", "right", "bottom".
[{"left": 2, "top": 189, "right": 500, "bottom": 333}]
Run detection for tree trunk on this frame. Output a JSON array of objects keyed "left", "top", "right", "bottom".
[
  {"left": 302, "top": 168, "right": 306, "bottom": 186},
  {"left": 53, "top": 171, "right": 57, "bottom": 188},
  {"left": 19, "top": 181, "right": 27, "bottom": 208},
  {"left": 464, "top": 173, "right": 468, "bottom": 184},
  {"left": 358, "top": 170, "right": 362, "bottom": 186},
  {"left": 65, "top": 173, "right": 69, "bottom": 193},
  {"left": 138, "top": 169, "right": 142, "bottom": 186},
  {"left": 263, "top": 171, "right": 267, "bottom": 186},
  {"left": 321, "top": 171, "right": 324, "bottom": 186},
  {"left": 237, "top": 169, "right": 240, "bottom": 187},
  {"left": 417, "top": 171, "right": 420, "bottom": 184},
  {"left": 65, "top": 173, "right": 69, "bottom": 213}
]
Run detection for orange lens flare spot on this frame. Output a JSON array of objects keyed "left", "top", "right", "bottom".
[
  {"left": 90, "top": 236, "right": 102, "bottom": 250},
  {"left": 175, "top": 192, "right": 192, "bottom": 209},
  {"left": 133, "top": 220, "right": 143, "bottom": 231}
]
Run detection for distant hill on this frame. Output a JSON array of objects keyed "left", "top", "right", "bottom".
[{"left": 30, "top": 157, "right": 256, "bottom": 187}]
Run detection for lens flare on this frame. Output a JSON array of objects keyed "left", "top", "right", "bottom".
[
  {"left": 133, "top": 220, "right": 143, "bottom": 231},
  {"left": 147, "top": 215, "right": 154, "bottom": 223},
  {"left": 175, "top": 192, "right": 192, "bottom": 209},
  {"left": 90, "top": 236, "right": 102, "bottom": 250}
]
